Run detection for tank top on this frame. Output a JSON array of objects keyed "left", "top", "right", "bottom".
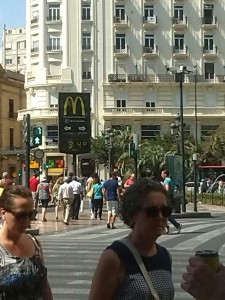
[
  {"left": 38, "top": 182, "right": 49, "bottom": 200},
  {"left": 107, "top": 241, "right": 174, "bottom": 300},
  {"left": 0, "top": 235, "right": 47, "bottom": 299}
]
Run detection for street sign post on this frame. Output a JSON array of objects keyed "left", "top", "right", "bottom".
[{"left": 58, "top": 93, "right": 91, "bottom": 154}]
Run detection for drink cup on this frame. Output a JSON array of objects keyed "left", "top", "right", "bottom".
[{"left": 195, "top": 250, "right": 220, "bottom": 272}]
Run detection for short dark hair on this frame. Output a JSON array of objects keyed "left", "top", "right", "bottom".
[
  {"left": 0, "top": 185, "right": 32, "bottom": 211},
  {"left": 162, "top": 169, "right": 169, "bottom": 177},
  {"left": 119, "top": 178, "right": 168, "bottom": 228}
]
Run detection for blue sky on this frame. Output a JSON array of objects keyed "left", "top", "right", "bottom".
[{"left": 0, "top": 0, "right": 26, "bottom": 32}]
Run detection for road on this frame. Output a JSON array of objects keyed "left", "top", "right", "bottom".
[{"left": 39, "top": 215, "right": 225, "bottom": 300}]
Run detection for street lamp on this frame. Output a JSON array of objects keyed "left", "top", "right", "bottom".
[
  {"left": 170, "top": 113, "right": 181, "bottom": 154},
  {"left": 193, "top": 65, "right": 198, "bottom": 212},
  {"left": 104, "top": 128, "right": 115, "bottom": 176},
  {"left": 166, "top": 65, "right": 193, "bottom": 212}
]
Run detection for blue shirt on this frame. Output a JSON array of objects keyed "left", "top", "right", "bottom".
[
  {"left": 93, "top": 183, "right": 103, "bottom": 199},
  {"left": 103, "top": 179, "right": 118, "bottom": 201},
  {"left": 163, "top": 177, "right": 174, "bottom": 196}
]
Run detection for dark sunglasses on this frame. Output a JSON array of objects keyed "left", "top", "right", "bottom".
[
  {"left": 142, "top": 206, "right": 172, "bottom": 218},
  {"left": 6, "top": 210, "right": 35, "bottom": 220}
]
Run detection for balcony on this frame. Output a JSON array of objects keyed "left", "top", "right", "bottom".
[
  {"left": 203, "top": 45, "right": 218, "bottom": 58},
  {"left": 173, "top": 46, "right": 189, "bottom": 58},
  {"left": 17, "top": 108, "right": 58, "bottom": 121},
  {"left": 81, "top": 16, "right": 93, "bottom": 25},
  {"left": 113, "top": 16, "right": 129, "bottom": 28},
  {"left": 46, "top": 16, "right": 62, "bottom": 24},
  {"left": 47, "top": 46, "right": 62, "bottom": 53},
  {"left": 108, "top": 74, "right": 127, "bottom": 82},
  {"left": 143, "top": 16, "right": 158, "bottom": 29},
  {"left": 173, "top": 16, "right": 188, "bottom": 29},
  {"left": 31, "top": 17, "right": 38, "bottom": 26},
  {"left": 31, "top": 47, "right": 39, "bottom": 55},
  {"left": 82, "top": 45, "right": 93, "bottom": 54},
  {"left": 202, "top": 16, "right": 217, "bottom": 29},
  {"left": 82, "top": 73, "right": 93, "bottom": 82},
  {"left": 103, "top": 107, "right": 225, "bottom": 118},
  {"left": 47, "top": 75, "right": 62, "bottom": 83},
  {"left": 114, "top": 45, "right": 129, "bottom": 59},
  {"left": 143, "top": 46, "right": 159, "bottom": 58},
  {"left": 8, "top": 112, "right": 18, "bottom": 119}
]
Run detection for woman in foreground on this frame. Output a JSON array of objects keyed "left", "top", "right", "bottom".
[
  {"left": 89, "top": 178, "right": 174, "bottom": 300},
  {"left": 0, "top": 185, "right": 53, "bottom": 299}
]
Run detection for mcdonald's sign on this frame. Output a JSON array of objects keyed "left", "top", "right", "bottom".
[{"left": 58, "top": 93, "right": 91, "bottom": 154}]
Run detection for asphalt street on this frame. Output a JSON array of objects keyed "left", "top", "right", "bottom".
[{"left": 39, "top": 214, "right": 225, "bottom": 300}]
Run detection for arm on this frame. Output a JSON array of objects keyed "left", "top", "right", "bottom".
[
  {"left": 102, "top": 187, "right": 106, "bottom": 203},
  {"left": 89, "top": 249, "right": 124, "bottom": 300},
  {"left": 181, "top": 256, "right": 225, "bottom": 300},
  {"left": 124, "top": 180, "right": 129, "bottom": 189}
]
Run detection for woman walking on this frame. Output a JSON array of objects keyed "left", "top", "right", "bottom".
[
  {"left": 52, "top": 176, "right": 63, "bottom": 220},
  {"left": 92, "top": 177, "right": 104, "bottom": 219},
  {"left": 36, "top": 176, "right": 51, "bottom": 222}
]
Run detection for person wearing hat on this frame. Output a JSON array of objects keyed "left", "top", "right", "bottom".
[{"left": 36, "top": 176, "right": 51, "bottom": 222}]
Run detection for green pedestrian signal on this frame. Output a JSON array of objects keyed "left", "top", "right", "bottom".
[
  {"left": 129, "top": 142, "right": 136, "bottom": 158},
  {"left": 32, "top": 126, "right": 42, "bottom": 146}
]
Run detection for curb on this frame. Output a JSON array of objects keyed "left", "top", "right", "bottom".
[
  {"left": 172, "top": 212, "right": 212, "bottom": 219},
  {"left": 26, "top": 227, "right": 40, "bottom": 235}
]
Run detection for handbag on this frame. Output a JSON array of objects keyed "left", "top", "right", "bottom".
[{"left": 119, "top": 237, "right": 160, "bottom": 300}]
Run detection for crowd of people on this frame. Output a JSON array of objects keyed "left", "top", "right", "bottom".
[{"left": 0, "top": 170, "right": 224, "bottom": 299}]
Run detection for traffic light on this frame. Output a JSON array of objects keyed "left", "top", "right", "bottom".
[
  {"left": 32, "top": 126, "right": 42, "bottom": 146},
  {"left": 23, "top": 114, "right": 30, "bottom": 143},
  {"left": 45, "top": 164, "right": 49, "bottom": 169},
  {"left": 18, "top": 170, "right": 22, "bottom": 177},
  {"left": 129, "top": 142, "right": 136, "bottom": 158}
]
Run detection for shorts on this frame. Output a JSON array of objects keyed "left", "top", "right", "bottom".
[
  {"left": 40, "top": 199, "right": 49, "bottom": 208},
  {"left": 106, "top": 201, "right": 119, "bottom": 215}
]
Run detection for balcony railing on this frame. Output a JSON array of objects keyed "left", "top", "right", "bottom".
[
  {"left": 46, "top": 16, "right": 62, "bottom": 22},
  {"left": 143, "top": 45, "right": 158, "bottom": 54},
  {"left": 203, "top": 45, "right": 217, "bottom": 55},
  {"left": 173, "top": 16, "right": 187, "bottom": 26},
  {"left": 113, "top": 15, "right": 128, "bottom": 25},
  {"left": 114, "top": 45, "right": 129, "bottom": 55},
  {"left": 173, "top": 45, "right": 188, "bottom": 55},
  {"left": 107, "top": 73, "right": 225, "bottom": 84},
  {"left": 202, "top": 16, "right": 217, "bottom": 25},
  {"left": 82, "top": 45, "right": 92, "bottom": 50},
  {"left": 8, "top": 112, "right": 18, "bottom": 119},
  {"left": 47, "top": 46, "right": 62, "bottom": 51},
  {"left": 143, "top": 15, "right": 157, "bottom": 25},
  {"left": 17, "top": 108, "right": 58, "bottom": 121},
  {"left": 82, "top": 73, "right": 92, "bottom": 80},
  {"left": 31, "top": 47, "right": 39, "bottom": 53},
  {"left": 31, "top": 17, "right": 38, "bottom": 24}
]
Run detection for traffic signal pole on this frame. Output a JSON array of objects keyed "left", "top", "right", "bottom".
[{"left": 23, "top": 114, "right": 31, "bottom": 188}]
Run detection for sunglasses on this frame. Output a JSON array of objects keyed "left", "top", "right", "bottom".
[
  {"left": 6, "top": 210, "right": 35, "bottom": 220},
  {"left": 142, "top": 206, "right": 172, "bottom": 218}
]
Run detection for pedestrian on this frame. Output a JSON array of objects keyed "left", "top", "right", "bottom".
[
  {"left": 161, "top": 169, "right": 182, "bottom": 234},
  {"left": 69, "top": 176, "right": 83, "bottom": 220},
  {"left": 89, "top": 178, "right": 174, "bottom": 300},
  {"left": 92, "top": 176, "right": 104, "bottom": 219},
  {"left": 58, "top": 177, "right": 73, "bottom": 225},
  {"left": 52, "top": 176, "right": 63, "bottom": 221},
  {"left": 124, "top": 173, "right": 135, "bottom": 189},
  {"left": 36, "top": 175, "right": 51, "bottom": 222},
  {"left": 86, "top": 173, "right": 98, "bottom": 219},
  {"left": 103, "top": 171, "right": 121, "bottom": 229},
  {"left": 29, "top": 173, "right": 39, "bottom": 213},
  {"left": 68, "top": 172, "right": 74, "bottom": 183},
  {"left": 0, "top": 172, "right": 13, "bottom": 187},
  {"left": 181, "top": 256, "right": 225, "bottom": 299},
  {"left": 0, "top": 185, "right": 53, "bottom": 299}
]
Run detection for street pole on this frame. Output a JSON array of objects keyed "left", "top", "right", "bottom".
[
  {"left": 133, "top": 133, "right": 139, "bottom": 179},
  {"left": 108, "top": 146, "right": 111, "bottom": 177},
  {"left": 179, "top": 72, "right": 186, "bottom": 212},
  {"left": 23, "top": 114, "right": 31, "bottom": 188},
  {"left": 193, "top": 67, "right": 198, "bottom": 212}
]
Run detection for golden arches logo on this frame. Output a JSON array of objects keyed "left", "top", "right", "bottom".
[{"left": 63, "top": 96, "right": 86, "bottom": 116}]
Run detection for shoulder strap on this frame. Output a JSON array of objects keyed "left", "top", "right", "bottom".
[
  {"left": 27, "top": 233, "right": 41, "bottom": 255},
  {"left": 119, "top": 237, "right": 160, "bottom": 300}
]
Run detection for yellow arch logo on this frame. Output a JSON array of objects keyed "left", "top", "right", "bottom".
[{"left": 63, "top": 96, "right": 86, "bottom": 116}]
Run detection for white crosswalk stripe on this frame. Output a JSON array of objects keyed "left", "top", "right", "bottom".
[{"left": 40, "top": 218, "right": 225, "bottom": 300}]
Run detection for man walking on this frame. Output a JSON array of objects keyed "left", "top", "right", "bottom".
[
  {"left": 103, "top": 171, "right": 121, "bottom": 229},
  {"left": 161, "top": 169, "right": 182, "bottom": 233},
  {"left": 69, "top": 176, "right": 83, "bottom": 220},
  {"left": 58, "top": 177, "right": 73, "bottom": 225},
  {"left": 30, "top": 173, "right": 39, "bottom": 210}
]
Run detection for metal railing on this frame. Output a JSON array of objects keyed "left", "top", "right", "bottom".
[
  {"left": 143, "top": 45, "right": 158, "bottom": 54},
  {"left": 113, "top": 15, "right": 128, "bottom": 24},
  {"left": 203, "top": 45, "right": 217, "bottom": 54},
  {"left": 202, "top": 16, "right": 217, "bottom": 25},
  {"left": 173, "top": 16, "right": 187, "bottom": 25},
  {"left": 173, "top": 45, "right": 188, "bottom": 54},
  {"left": 143, "top": 15, "right": 157, "bottom": 24}
]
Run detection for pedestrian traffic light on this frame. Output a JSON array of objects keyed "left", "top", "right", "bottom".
[
  {"left": 32, "top": 126, "right": 42, "bottom": 146},
  {"left": 23, "top": 114, "right": 31, "bottom": 143},
  {"left": 18, "top": 170, "right": 22, "bottom": 177},
  {"left": 129, "top": 142, "right": 136, "bottom": 158},
  {"left": 45, "top": 164, "right": 49, "bottom": 169}
]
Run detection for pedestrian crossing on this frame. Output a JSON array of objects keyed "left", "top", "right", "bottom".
[{"left": 40, "top": 217, "right": 225, "bottom": 300}]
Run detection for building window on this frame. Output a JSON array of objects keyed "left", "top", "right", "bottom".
[
  {"left": 7, "top": 30, "right": 12, "bottom": 34},
  {"left": 48, "top": 4, "right": 60, "bottom": 21},
  {"left": 48, "top": 37, "right": 61, "bottom": 50},
  {"left": 9, "top": 99, "right": 15, "bottom": 118},
  {"left": 144, "top": 34, "right": 154, "bottom": 49},
  {"left": 116, "top": 33, "right": 126, "bottom": 50},
  {"left": 146, "top": 102, "right": 155, "bottom": 111},
  {"left": 141, "top": 125, "right": 160, "bottom": 140},
  {"left": 9, "top": 128, "right": 14, "bottom": 150},
  {"left": 201, "top": 125, "right": 218, "bottom": 140},
  {"left": 115, "top": 5, "right": 125, "bottom": 21},
  {"left": 116, "top": 99, "right": 126, "bottom": 108},
  {"left": 82, "top": 71, "right": 91, "bottom": 79},
  {"left": 5, "top": 59, "right": 12, "bottom": 65},
  {"left": 205, "top": 62, "right": 214, "bottom": 80},
  {"left": 17, "top": 56, "right": 21, "bottom": 65},
  {"left": 82, "top": 33, "right": 91, "bottom": 50},
  {"left": 82, "top": 62, "right": 91, "bottom": 79},
  {"left": 32, "top": 40, "right": 39, "bottom": 51},
  {"left": 82, "top": 4, "right": 91, "bottom": 20},
  {"left": 174, "top": 34, "right": 184, "bottom": 50},
  {"left": 144, "top": 5, "right": 154, "bottom": 20},
  {"left": 174, "top": 5, "right": 183, "bottom": 21},
  {"left": 18, "top": 41, "right": 26, "bottom": 49},
  {"left": 204, "top": 4, "right": 214, "bottom": 24},
  {"left": 46, "top": 125, "right": 58, "bottom": 145},
  {"left": 19, "top": 29, "right": 22, "bottom": 33},
  {"left": 204, "top": 34, "right": 213, "bottom": 50}
]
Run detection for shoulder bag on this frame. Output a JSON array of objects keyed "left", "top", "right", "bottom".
[{"left": 119, "top": 237, "right": 160, "bottom": 300}]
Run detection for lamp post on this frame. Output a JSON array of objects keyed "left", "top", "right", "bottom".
[
  {"left": 104, "top": 128, "right": 115, "bottom": 177},
  {"left": 193, "top": 65, "right": 198, "bottom": 212}
]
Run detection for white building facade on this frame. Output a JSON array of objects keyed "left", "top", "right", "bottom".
[
  {"left": 2, "top": 27, "right": 26, "bottom": 74},
  {"left": 17, "top": 0, "right": 225, "bottom": 175}
]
